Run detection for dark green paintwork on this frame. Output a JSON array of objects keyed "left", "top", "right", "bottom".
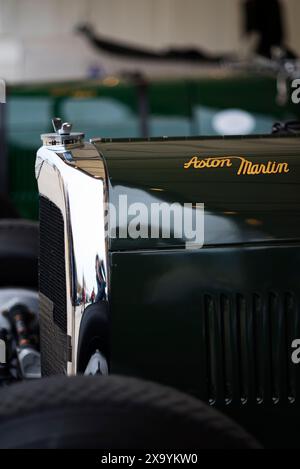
[
  {"left": 109, "top": 245, "right": 300, "bottom": 388},
  {"left": 8, "top": 75, "right": 300, "bottom": 219},
  {"left": 95, "top": 134, "right": 300, "bottom": 251},
  {"left": 94, "top": 134, "right": 300, "bottom": 447}
]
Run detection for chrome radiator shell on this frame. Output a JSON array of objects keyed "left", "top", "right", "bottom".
[{"left": 36, "top": 143, "right": 109, "bottom": 375}]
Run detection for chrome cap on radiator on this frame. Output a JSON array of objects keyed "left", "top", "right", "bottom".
[
  {"left": 36, "top": 119, "right": 109, "bottom": 376},
  {"left": 41, "top": 118, "right": 84, "bottom": 149}
]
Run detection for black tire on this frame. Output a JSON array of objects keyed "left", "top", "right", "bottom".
[
  {"left": 0, "top": 219, "right": 38, "bottom": 288},
  {"left": 0, "top": 375, "right": 261, "bottom": 449}
]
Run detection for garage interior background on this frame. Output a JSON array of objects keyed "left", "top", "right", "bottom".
[
  {"left": 0, "top": 0, "right": 300, "bottom": 82},
  {"left": 1, "top": 1, "right": 300, "bottom": 451},
  {"left": 1, "top": 0, "right": 300, "bottom": 220}
]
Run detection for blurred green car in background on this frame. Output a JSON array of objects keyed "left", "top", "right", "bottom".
[{"left": 7, "top": 73, "right": 300, "bottom": 220}]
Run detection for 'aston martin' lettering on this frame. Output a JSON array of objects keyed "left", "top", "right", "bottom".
[{"left": 184, "top": 156, "right": 290, "bottom": 176}]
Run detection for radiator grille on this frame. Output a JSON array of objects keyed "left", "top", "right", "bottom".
[
  {"left": 39, "top": 196, "right": 67, "bottom": 376},
  {"left": 39, "top": 293, "right": 68, "bottom": 376},
  {"left": 201, "top": 291, "right": 300, "bottom": 406}
]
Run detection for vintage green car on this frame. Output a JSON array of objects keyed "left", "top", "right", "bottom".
[
  {"left": 8, "top": 72, "right": 300, "bottom": 220},
  {"left": 35, "top": 118, "right": 300, "bottom": 447}
]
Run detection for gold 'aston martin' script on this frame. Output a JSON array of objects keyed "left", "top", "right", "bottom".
[{"left": 183, "top": 156, "right": 290, "bottom": 176}]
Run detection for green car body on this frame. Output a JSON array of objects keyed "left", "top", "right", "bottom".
[
  {"left": 8, "top": 73, "right": 300, "bottom": 219},
  {"left": 36, "top": 128, "right": 300, "bottom": 446}
]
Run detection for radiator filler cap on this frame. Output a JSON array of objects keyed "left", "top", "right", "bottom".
[{"left": 41, "top": 118, "right": 84, "bottom": 149}]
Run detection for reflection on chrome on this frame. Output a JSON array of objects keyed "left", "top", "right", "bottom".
[{"left": 36, "top": 142, "right": 108, "bottom": 374}]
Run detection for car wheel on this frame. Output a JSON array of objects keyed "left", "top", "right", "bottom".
[{"left": 0, "top": 375, "right": 261, "bottom": 449}]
